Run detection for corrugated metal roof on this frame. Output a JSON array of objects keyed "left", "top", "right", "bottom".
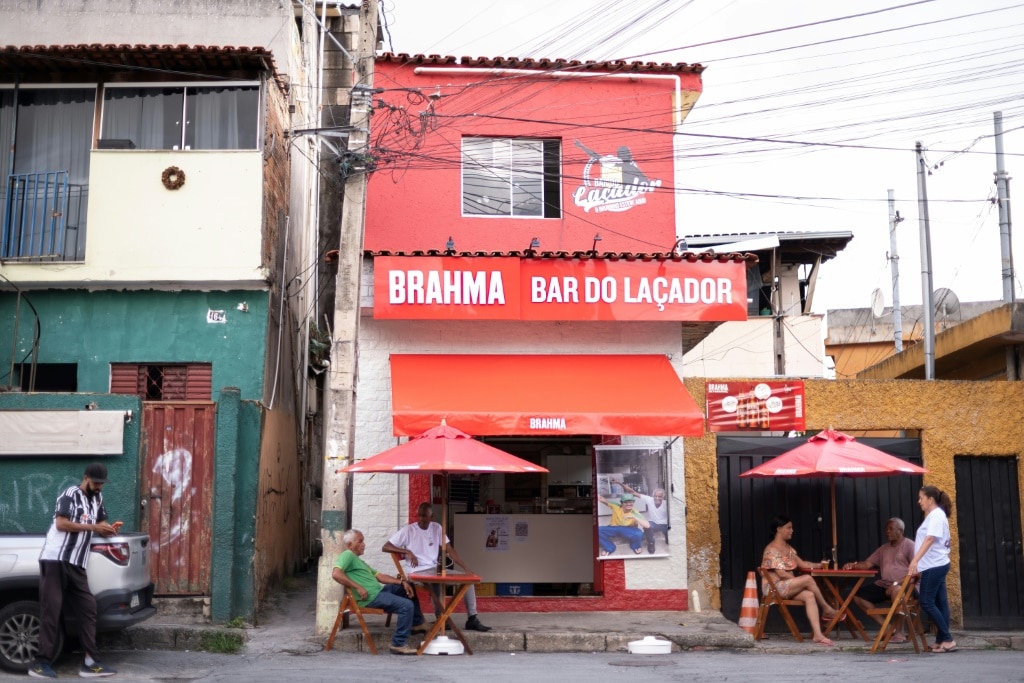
[
  {"left": 0, "top": 44, "right": 283, "bottom": 91},
  {"left": 379, "top": 52, "right": 705, "bottom": 75}
]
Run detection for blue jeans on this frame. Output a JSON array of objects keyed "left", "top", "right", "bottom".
[
  {"left": 918, "top": 563, "right": 952, "bottom": 645},
  {"left": 599, "top": 525, "right": 644, "bottom": 553},
  {"left": 367, "top": 584, "right": 424, "bottom": 647}
]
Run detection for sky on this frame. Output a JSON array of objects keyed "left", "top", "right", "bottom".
[{"left": 378, "top": 0, "right": 1024, "bottom": 316}]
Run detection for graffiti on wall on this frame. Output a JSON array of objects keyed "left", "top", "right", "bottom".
[{"left": 0, "top": 472, "right": 79, "bottom": 532}]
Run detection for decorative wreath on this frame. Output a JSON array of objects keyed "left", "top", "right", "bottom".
[{"left": 161, "top": 166, "right": 186, "bottom": 190}]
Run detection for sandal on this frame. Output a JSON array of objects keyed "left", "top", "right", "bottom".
[
  {"left": 812, "top": 636, "right": 834, "bottom": 646},
  {"left": 940, "top": 641, "right": 958, "bottom": 652},
  {"left": 889, "top": 633, "right": 907, "bottom": 644}
]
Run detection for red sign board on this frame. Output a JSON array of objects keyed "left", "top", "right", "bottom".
[
  {"left": 374, "top": 256, "right": 748, "bottom": 322},
  {"left": 705, "top": 381, "right": 806, "bottom": 432}
]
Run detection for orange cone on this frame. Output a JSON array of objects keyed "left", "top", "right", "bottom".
[{"left": 738, "top": 570, "right": 759, "bottom": 634}]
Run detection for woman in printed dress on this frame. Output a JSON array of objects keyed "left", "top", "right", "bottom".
[{"left": 762, "top": 515, "right": 842, "bottom": 645}]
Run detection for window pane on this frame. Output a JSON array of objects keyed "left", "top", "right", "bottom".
[
  {"left": 102, "top": 87, "right": 184, "bottom": 150},
  {"left": 186, "top": 86, "right": 259, "bottom": 150},
  {"left": 463, "top": 138, "right": 511, "bottom": 216},
  {"left": 510, "top": 140, "right": 542, "bottom": 216}
]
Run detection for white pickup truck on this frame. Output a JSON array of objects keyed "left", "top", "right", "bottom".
[{"left": 0, "top": 532, "right": 156, "bottom": 672}]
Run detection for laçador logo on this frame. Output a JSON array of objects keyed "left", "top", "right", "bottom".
[{"left": 572, "top": 140, "right": 663, "bottom": 213}]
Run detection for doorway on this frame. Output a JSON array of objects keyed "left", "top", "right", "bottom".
[{"left": 954, "top": 455, "right": 1024, "bottom": 628}]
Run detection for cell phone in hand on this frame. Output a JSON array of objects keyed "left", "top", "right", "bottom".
[{"left": 112, "top": 521, "right": 124, "bottom": 532}]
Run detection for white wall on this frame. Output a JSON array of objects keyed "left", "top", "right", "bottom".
[
  {"left": 351, "top": 315, "right": 690, "bottom": 593},
  {"left": 682, "top": 315, "right": 827, "bottom": 378},
  {"left": 3, "top": 151, "right": 266, "bottom": 287},
  {"left": 0, "top": 0, "right": 300, "bottom": 81}
]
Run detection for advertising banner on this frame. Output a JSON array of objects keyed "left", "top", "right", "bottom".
[
  {"left": 705, "top": 380, "right": 806, "bottom": 432},
  {"left": 373, "top": 255, "right": 748, "bottom": 322}
]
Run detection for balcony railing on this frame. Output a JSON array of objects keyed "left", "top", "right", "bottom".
[{"left": 2, "top": 172, "right": 86, "bottom": 262}]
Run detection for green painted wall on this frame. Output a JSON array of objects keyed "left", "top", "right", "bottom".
[
  {"left": 0, "top": 290, "right": 269, "bottom": 398},
  {"left": 0, "top": 392, "right": 142, "bottom": 533}
]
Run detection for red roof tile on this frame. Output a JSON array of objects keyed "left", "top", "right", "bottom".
[{"left": 378, "top": 52, "right": 704, "bottom": 75}]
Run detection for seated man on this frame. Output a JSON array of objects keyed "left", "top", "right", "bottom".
[
  {"left": 623, "top": 484, "right": 668, "bottom": 553},
  {"left": 842, "top": 517, "right": 916, "bottom": 642},
  {"left": 332, "top": 528, "right": 427, "bottom": 655},
  {"left": 597, "top": 493, "right": 649, "bottom": 556},
  {"left": 383, "top": 501, "right": 491, "bottom": 632}
]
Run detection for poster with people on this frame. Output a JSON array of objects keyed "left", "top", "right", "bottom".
[
  {"left": 595, "top": 445, "right": 669, "bottom": 559},
  {"left": 483, "top": 515, "right": 510, "bottom": 551}
]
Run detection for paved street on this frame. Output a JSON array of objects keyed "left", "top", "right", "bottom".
[{"left": 1, "top": 649, "right": 1023, "bottom": 682}]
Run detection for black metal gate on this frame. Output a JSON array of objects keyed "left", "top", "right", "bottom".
[
  {"left": 718, "top": 435, "right": 923, "bottom": 627},
  {"left": 954, "top": 455, "right": 1024, "bottom": 629}
]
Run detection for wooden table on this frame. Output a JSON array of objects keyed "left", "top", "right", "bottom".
[
  {"left": 810, "top": 568, "right": 876, "bottom": 641},
  {"left": 407, "top": 571, "right": 481, "bottom": 655}
]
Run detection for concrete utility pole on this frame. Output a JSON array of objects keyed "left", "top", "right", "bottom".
[
  {"left": 993, "top": 111, "right": 1017, "bottom": 380},
  {"left": 915, "top": 142, "right": 935, "bottom": 380},
  {"left": 316, "top": 0, "right": 378, "bottom": 634},
  {"left": 888, "top": 189, "right": 903, "bottom": 352}
]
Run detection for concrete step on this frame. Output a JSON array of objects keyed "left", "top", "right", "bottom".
[{"left": 149, "top": 596, "right": 210, "bottom": 624}]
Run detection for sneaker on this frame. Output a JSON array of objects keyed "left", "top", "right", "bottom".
[
  {"left": 79, "top": 661, "right": 117, "bottom": 678},
  {"left": 28, "top": 660, "right": 57, "bottom": 679},
  {"left": 389, "top": 643, "right": 418, "bottom": 655},
  {"left": 465, "top": 615, "right": 492, "bottom": 632}
]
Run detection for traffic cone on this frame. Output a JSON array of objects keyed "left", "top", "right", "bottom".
[{"left": 738, "top": 570, "right": 759, "bottom": 634}]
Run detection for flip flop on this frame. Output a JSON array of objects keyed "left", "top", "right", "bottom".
[
  {"left": 633, "top": 547, "right": 644, "bottom": 554},
  {"left": 889, "top": 633, "right": 907, "bottom": 644},
  {"left": 812, "top": 637, "right": 834, "bottom": 646},
  {"left": 940, "top": 642, "right": 958, "bottom": 652}
]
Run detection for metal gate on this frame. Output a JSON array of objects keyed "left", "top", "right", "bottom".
[
  {"left": 141, "top": 402, "right": 216, "bottom": 595},
  {"left": 717, "top": 435, "right": 923, "bottom": 625},
  {"left": 954, "top": 455, "right": 1024, "bottom": 628}
]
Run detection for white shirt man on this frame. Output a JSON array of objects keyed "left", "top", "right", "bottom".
[{"left": 383, "top": 502, "right": 491, "bottom": 632}]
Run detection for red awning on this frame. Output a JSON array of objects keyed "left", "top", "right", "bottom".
[{"left": 390, "top": 354, "right": 705, "bottom": 437}]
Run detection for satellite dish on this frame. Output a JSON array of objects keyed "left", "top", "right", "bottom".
[
  {"left": 933, "top": 287, "right": 961, "bottom": 327},
  {"left": 870, "top": 288, "right": 885, "bottom": 319}
]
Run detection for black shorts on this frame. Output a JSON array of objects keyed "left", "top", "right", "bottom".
[{"left": 856, "top": 581, "right": 890, "bottom": 604}]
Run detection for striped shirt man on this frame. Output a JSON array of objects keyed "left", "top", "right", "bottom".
[{"left": 39, "top": 484, "right": 107, "bottom": 569}]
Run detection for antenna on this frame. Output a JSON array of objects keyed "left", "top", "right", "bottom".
[
  {"left": 870, "top": 288, "right": 885, "bottom": 319},
  {"left": 933, "top": 287, "right": 961, "bottom": 328}
]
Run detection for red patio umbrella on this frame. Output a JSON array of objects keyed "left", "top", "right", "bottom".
[
  {"left": 739, "top": 429, "right": 928, "bottom": 562},
  {"left": 339, "top": 421, "right": 548, "bottom": 573}
]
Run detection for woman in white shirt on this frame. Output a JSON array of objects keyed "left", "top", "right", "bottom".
[{"left": 907, "top": 485, "right": 954, "bottom": 653}]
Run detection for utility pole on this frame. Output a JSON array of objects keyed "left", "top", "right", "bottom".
[
  {"left": 888, "top": 189, "right": 903, "bottom": 352},
  {"left": 915, "top": 142, "right": 935, "bottom": 379},
  {"left": 994, "top": 110, "right": 1017, "bottom": 380},
  {"left": 316, "top": 0, "right": 378, "bottom": 635}
]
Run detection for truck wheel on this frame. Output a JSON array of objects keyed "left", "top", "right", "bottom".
[{"left": 0, "top": 601, "right": 63, "bottom": 672}]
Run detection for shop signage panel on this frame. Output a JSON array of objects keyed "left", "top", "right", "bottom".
[
  {"left": 374, "top": 256, "right": 748, "bottom": 321},
  {"left": 705, "top": 380, "right": 806, "bottom": 432}
]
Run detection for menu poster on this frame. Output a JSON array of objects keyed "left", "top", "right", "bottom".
[
  {"left": 483, "top": 515, "right": 510, "bottom": 551},
  {"left": 706, "top": 381, "right": 806, "bottom": 432}
]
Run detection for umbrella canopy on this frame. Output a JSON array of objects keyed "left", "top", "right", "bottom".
[
  {"left": 339, "top": 421, "right": 548, "bottom": 575},
  {"left": 739, "top": 430, "right": 928, "bottom": 560},
  {"left": 738, "top": 429, "right": 928, "bottom": 479},
  {"left": 341, "top": 422, "right": 548, "bottom": 475}
]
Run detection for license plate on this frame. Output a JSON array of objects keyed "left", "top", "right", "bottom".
[{"left": 130, "top": 593, "right": 140, "bottom": 609}]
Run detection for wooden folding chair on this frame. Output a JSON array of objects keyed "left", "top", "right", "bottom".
[
  {"left": 754, "top": 567, "right": 805, "bottom": 642},
  {"left": 392, "top": 552, "right": 443, "bottom": 616},
  {"left": 325, "top": 587, "right": 392, "bottom": 654},
  {"left": 869, "top": 574, "right": 926, "bottom": 654}
]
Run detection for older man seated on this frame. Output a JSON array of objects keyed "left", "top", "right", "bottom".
[
  {"left": 597, "top": 493, "right": 650, "bottom": 556},
  {"left": 332, "top": 529, "right": 428, "bottom": 655},
  {"left": 842, "top": 517, "right": 916, "bottom": 642}
]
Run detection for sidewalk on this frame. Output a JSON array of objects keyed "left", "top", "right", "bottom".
[{"left": 103, "top": 573, "right": 1024, "bottom": 656}]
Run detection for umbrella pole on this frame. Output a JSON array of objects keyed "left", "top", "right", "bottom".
[
  {"left": 830, "top": 475, "right": 837, "bottom": 566},
  {"left": 441, "top": 474, "right": 448, "bottom": 577}
]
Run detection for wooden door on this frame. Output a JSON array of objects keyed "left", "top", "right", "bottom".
[
  {"left": 141, "top": 402, "right": 216, "bottom": 595},
  {"left": 955, "top": 455, "right": 1024, "bottom": 628}
]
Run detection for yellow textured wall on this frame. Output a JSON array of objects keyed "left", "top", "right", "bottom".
[{"left": 684, "top": 377, "right": 1024, "bottom": 627}]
